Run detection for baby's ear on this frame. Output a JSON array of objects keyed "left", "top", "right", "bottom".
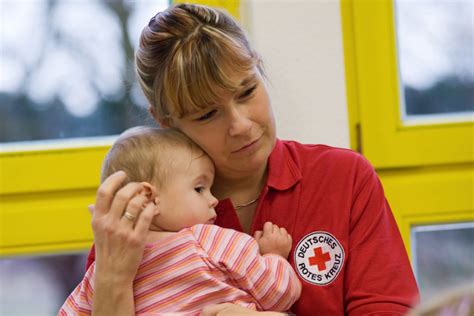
[{"left": 141, "top": 182, "right": 157, "bottom": 201}]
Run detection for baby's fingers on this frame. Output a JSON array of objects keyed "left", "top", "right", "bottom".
[
  {"left": 253, "top": 230, "right": 263, "bottom": 241},
  {"left": 279, "top": 227, "right": 292, "bottom": 242},
  {"left": 263, "top": 221, "right": 274, "bottom": 235}
]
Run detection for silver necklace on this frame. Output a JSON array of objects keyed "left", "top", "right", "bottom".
[{"left": 235, "top": 197, "right": 259, "bottom": 209}]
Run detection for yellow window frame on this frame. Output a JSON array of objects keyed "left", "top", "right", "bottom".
[
  {"left": 342, "top": 0, "right": 473, "bottom": 169},
  {"left": 0, "top": 146, "right": 108, "bottom": 256},
  {"left": 341, "top": 0, "right": 474, "bottom": 256}
]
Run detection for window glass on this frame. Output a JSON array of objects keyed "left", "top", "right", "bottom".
[
  {"left": 0, "top": 253, "right": 88, "bottom": 315},
  {"left": 411, "top": 222, "right": 474, "bottom": 301},
  {"left": 395, "top": 0, "right": 473, "bottom": 123},
  {"left": 0, "top": 0, "right": 169, "bottom": 143}
]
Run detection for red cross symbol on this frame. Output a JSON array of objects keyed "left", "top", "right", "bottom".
[{"left": 308, "top": 247, "right": 331, "bottom": 271}]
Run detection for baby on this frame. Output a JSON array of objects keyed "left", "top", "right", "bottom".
[{"left": 59, "top": 127, "right": 301, "bottom": 315}]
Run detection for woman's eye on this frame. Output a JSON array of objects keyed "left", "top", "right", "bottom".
[
  {"left": 196, "top": 110, "right": 217, "bottom": 121},
  {"left": 238, "top": 85, "right": 257, "bottom": 100},
  {"left": 194, "top": 186, "right": 205, "bottom": 193}
]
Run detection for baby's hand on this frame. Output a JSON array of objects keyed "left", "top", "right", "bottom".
[{"left": 253, "top": 222, "right": 292, "bottom": 258}]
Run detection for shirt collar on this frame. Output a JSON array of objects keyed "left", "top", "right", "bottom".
[{"left": 266, "top": 139, "right": 302, "bottom": 191}]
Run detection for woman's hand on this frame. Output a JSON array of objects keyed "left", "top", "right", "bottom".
[
  {"left": 253, "top": 222, "right": 292, "bottom": 258},
  {"left": 201, "top": 303, "right": 286, "bottom": 316},
  {"left": 90, "top": 171, "right": 158, "bottom": 316}
]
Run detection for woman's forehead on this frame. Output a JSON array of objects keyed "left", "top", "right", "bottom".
[
  {"left": 213, "top": 71, "right": 259, "bottom": 96},
  {"left": 239, "top": 71, "right": 259, "bottom": 86},
  {"left": 179, "top": 69, "right": 260, "bottom": 116}
]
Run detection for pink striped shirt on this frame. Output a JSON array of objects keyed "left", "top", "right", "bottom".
[{"left": 59, "top": 224, "right": 301, "bottom": 315}]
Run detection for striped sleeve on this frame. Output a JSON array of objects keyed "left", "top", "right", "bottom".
[
  {"left": 192, "top": 224, "right": 302, "bottom": 311},
  {"left": 57, "top": 264, "right": 94, "bottom": 315}
]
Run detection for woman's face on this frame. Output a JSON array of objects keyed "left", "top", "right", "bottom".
[{"left": 171, "top": 70, "right": 276, "bottom": 180}]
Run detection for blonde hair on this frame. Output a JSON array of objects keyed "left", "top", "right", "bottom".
[
  {"left": 101, "top": 127, "right": 204, "bottom": 188},
  {"left": 135, "top": 3, "right": 262, "bottom": 123}
]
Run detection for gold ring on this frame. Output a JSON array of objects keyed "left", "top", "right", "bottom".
[{"left": 123, "top": 211, "right": 137, "bottom": 222}]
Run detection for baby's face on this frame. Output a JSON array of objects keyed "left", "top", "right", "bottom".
[{"left": 152, "top": 153, "right": 218, "bottom": 231}]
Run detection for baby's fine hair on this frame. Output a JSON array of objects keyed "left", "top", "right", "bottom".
[
  {"left": 135, "top": 3, "right": 262, "bottom": 124},
  {"left": 101, "top": 127, "right": 204, "bottom": 188}
]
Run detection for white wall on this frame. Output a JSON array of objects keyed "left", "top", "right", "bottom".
[{"left": 241, "top": 0, "right": 350, "bottom": 148}]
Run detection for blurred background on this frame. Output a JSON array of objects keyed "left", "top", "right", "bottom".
[
  {"left": 0, "top": 0, "right": 163, "bottom": 144},
  {"left": 0, "top": 0, "right": 473, "bottom": 315},
  {"left": 1, "top": 1, "right": 168, "bottom": 314}
]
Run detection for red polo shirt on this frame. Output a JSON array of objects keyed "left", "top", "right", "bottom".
[
  {"left": 215, "top": 140, "right": 419, "bottom": 315},
  {"left": 86, "top": 139, "right": 419, "bottom": 315}
]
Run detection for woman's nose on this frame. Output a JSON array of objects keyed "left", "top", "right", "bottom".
[{"left": 228, "top": 106, "right": 252, "bottom": 137}]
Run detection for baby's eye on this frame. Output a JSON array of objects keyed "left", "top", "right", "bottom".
[{"left": 194, "top": 186, "right": 205, "bottom": 193}]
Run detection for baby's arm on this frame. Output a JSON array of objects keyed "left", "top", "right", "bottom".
[
  {"left": 195, "top": 225, "right": 301, "bottom": 312},
  {"left": 253, "top": 222, "right": 292, "bottom": 258}
]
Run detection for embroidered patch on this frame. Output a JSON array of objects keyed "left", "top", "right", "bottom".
[{"left": 294, "top": 231, "right": 345, "bottom": 286}]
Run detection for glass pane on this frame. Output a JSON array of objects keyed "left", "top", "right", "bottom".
[
  {"left": 0, "top": 0, "right": 169, "bottom": 143},
  {"left": 411, "top": 222, "right": 474, "bottom": 301},
  {"left": 0, "top": 252, "right": 88, "bottom": 315},
  {"left": 395, "top": 0, "right": 474, "bottom": 122}
]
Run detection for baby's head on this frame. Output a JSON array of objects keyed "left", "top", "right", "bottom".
[
  {"left": 101, "top": 127, "right": 201, "bottom": 187},
  {"left": 102, "top": 126, "right": 218, "bottom": 231}
]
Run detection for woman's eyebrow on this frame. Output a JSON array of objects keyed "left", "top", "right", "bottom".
[{"left": 239, "top": 74, "right": 257, "bottom": 87}]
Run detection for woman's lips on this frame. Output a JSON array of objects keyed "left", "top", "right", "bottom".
[{"left": 232, "top": 136, "right": 261, "bottom": 154}]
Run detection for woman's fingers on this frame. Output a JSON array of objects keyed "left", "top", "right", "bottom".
[
  {"left": 120, "top": 193, "right": 149, "bottom": 227},
  {"left": 87, "top": 204, "right": 95, "bottom": 215},
  {"left": 201, "top": 303, "right": 275, "bottom": 315},
  {"left": 133, "top": 201, "right": 158, "bottom": 241},
  {"left": 200, "top": 303, "right": 226, "bottom": 316},
  {"left": 200, "top": 303, "right": 240, "bottom": 316},
  {"left": 109, "top": 182, "right": 147, "bottom": 220},
  {"left": 94, "top": 171, "right": 128, "bottom": 217}
]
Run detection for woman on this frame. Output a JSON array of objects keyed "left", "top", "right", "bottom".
[{"left": 89, "top": 3, "right": 419, "bottom": 315}]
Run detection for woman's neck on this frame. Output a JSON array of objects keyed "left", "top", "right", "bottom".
[{"left": 212, "top": 164, "right": 268, "bottom": 207}]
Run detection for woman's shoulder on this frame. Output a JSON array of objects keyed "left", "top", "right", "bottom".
[
  {"left": 276, "top": 139, "right": 380, "bottom": 194},
  {"left": 278, "top": 139, "right": 371, "bottom": 169}
]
